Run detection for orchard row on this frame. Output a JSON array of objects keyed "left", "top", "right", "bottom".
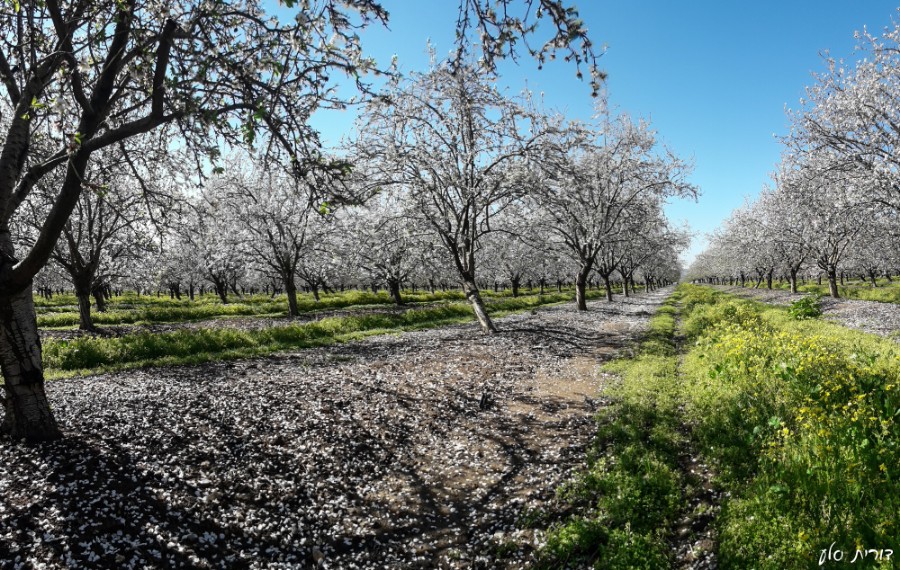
[{"left": 688, "top": 16, "right": 900, "bottom": 296}]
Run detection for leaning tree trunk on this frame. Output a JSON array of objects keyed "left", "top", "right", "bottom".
[
  {"left": 462, "top": 277, "right": 496, "bottom": 334},
  {"left": 0, "top": 286, "right": 61, "bottom": 440},
  {"left": 284, "top": 275, "right": 300, "bottom": 317},
  {"left": 827, "top": 267, "right": 840, "bottom": 298}
]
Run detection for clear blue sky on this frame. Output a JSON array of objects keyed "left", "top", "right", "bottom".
[{"left": 308, "top": 1, "right": 900, "bottom": 265}]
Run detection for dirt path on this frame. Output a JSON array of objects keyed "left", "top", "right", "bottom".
[
  {"left": 716, "top": 286, "right": 900, "bottom": 339},
  {"left": 0, "top": 289, "right": 672, "bottom": 569}
]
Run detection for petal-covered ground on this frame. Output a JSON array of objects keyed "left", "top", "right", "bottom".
[
  {"left": 0, "top": 290, "right": 669, "bottom": 569},
  {"left": 718, "top": 285, "right": 900, "bottom": 339}
]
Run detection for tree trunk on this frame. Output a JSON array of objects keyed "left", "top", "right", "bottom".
[
  {"left": 766, "top": 270, "right": 773, "bottom": 290},
  {"left": 601, "top": 274, "right": 614, "bottom": 302},
  {"left": 511, "top": 277, "right": 520, "bottom": 298},
  {"left": 388, "top": 279, "right": 404, "bottom": 305},
  {"left": 284, "top": 276, "right": 299, "bottom": 317},
  {"left": 0, "top": 286, "right": 61, "bottom": 441},
  {"left": 827, "top": 268, "right": 840, "bottom": 298},
  {"left": 76, "top": 291, "right": 95, "bottom": 331},
  {"left": 92, "top": 287, "right": 107, "bottom": 312},
  {"left": 789, "top": 269, "right": 798, "bottom": 294},
  {"left": 575, "top": 265, "right": 591, "bottom": 311},
  {"left": 311, "top": 286, "right": 320, "bottom": 302},
  {"left": 214, "top": 282, "right": 228, "bottom": 304},
  {"left": 869, "top": 271, "right": 878, "bottom": 288},
  {"left": 462, "top": 278, "right": 496, "bottom": 333}
]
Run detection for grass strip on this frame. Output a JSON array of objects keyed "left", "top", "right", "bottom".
[
  {"left": 41, "top": 291, "right": 605, "bottom": 379},
  {"left": 536, "top": 290, "right": 686, "bottom": 569}
]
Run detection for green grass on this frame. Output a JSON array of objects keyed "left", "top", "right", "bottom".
[
  {"left": 678, "top": 284, "right": 900, "bottom": 569},
  {"left": 34, "top": 286, "right": 635, "bottom": 327},
  {"left": 41, "top": 290, "right": 607, "bottom": 378},
  {"left": 541, "top": 283, "right": 900, "bottom": 569},
  {"left": 538, "top": 290, "right": 685, "bottom": 569},
  {"left": 768, "top": 278, "right": 900, "bottom": 304}
]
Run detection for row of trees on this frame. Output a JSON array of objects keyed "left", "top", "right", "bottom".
[
  {"left": 0, "top": 0, "right": 688, "bottom": 441},
  {"left": 687, "top": 12, "right": 900, "bottom": 296},
  {"left": 22, "top": 65, "right": 692, "bottom": 335}
]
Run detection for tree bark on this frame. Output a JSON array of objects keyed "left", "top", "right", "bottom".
[
  {"left": 388, "top": 278, "right": 404, "bottom": 305},
  {"left": 827, "top": 268, "right": 840, "bottom": 298},
  {"left": 789, "top": 269, "right": 798, "bottom": 295},
  {"left": 575, "top": 265, "right": 591, "bottom": 311},
  {"left": 462, "top": 277, "right": 496, "bottom": 333},
  {"left": 284, "top": 276, "right": 299, "bottom": 317},
  {"left": 0, "top": 286, "right": 61, "bottom": 441},
  {"left": 511, "top": 277, "right": 520, "bottom": 298},
  {"left": 92, "top": 286, "right": 107, "bottom": 312},
  {"left": 601, "top": 274, "right": 614, "bottom": 302},
  {"left": 76, "top": 291, "right": 95, "bottom": 331}
]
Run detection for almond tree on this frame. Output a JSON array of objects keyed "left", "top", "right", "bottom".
[
  {"left": 0, "top": 0, "right": 601, "bottom": 439},
  {"left": 355, "top": 61, "right": 550, "bottom": 333},
  {"left": 345, "top": 192, "right": 428, "bottom": 305},
  {"left": 217, "top": 158, "right": 335, "bottom": 316},
  {"left": 791, "top": 19, "right": 900, "bottom": 213},
  {"left": 535, "top": 115, "right": 696, "bottom": 310},
  {"left": 18, "top": 151, "right": 161, "bottom": 330}
]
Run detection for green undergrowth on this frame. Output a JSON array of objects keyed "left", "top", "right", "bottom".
[
  {"left": 538, "top": 290, "right": 684, "bottom": 569},
  {"left": 41, "top": 290, "right": 604, "bottom": 379},
  {"left": 771, "top": 279, "right": 900, "bottom": 304},
  {"left": 34, "top": 286, "right": 632, "bottom": 327},
  {"left": 539, "top": 283, "right": 900, "bottom": 568},
  {"left": 678, "top": 284, "right": 900, "bottom": 568}
]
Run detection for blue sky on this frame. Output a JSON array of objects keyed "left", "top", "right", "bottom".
[{"left": 308, "top": 1, "right": 900, "bottom": 265}]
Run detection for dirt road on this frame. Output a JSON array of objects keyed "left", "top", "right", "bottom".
[{"left": 0, "top": 289, "right": 671, "bottom": 569}]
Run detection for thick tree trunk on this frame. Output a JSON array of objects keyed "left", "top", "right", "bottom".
[
  {"left": 511, "top": 277, "right": 520, "bottom": 298},
  {"left": 311, "top": 286, "right": 321, "bottom": 302},
  {"left": 789, "top": 269, "right": 798, "bottom": 295},
  {"left": 869, "top": 271, "right": 878, "bottom": 288},
  {"left": 92, "top": 287, "right": 107, "bottom": 312},
  {"left": 388, "top": 279, "right": 404, "bottom": 305},
  {"left": 462, "top": 278, "right": 496, "bottom": 333},
  {"left": 214, "top": 282, "right": 228, "bottom": 304},
  {"left": 766, "top": 270, "right": 773, "bottom": 290},
  {"left": 575, "top": 265, "right": 591, "bottom": 311},
  {"left": 284, "top": 277, "right": 299, "bottom": 317},
  {"left": 76, "top": 291, "right": 95, "bottom": 331},
  {"left": 827, "top": 268, "right": 840, "bottom": 298},
  {"left": 0, "top": 286, "right": 61, "bottom": 441}
]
